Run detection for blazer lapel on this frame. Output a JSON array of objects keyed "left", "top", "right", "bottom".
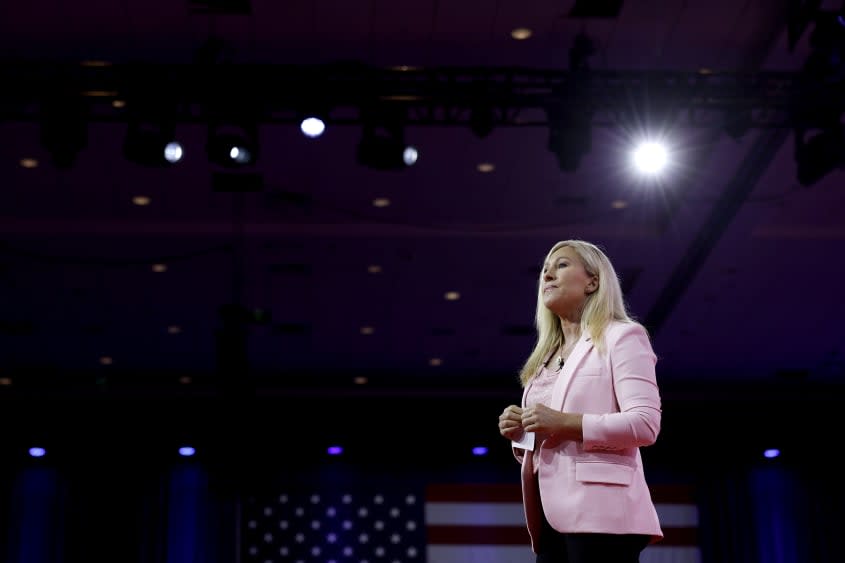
[{"left": 550, "top": 335, "right": 593, "bottom": 410}]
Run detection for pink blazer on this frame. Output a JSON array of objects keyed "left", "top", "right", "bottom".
[{"left": 515, "top": 321, "right": 663, "bottom": 552}]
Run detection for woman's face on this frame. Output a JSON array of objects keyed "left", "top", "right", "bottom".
[{"left": 541, "top": 246, "right": 597, "bottom": 317}]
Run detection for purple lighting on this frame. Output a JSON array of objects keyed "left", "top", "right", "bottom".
[
  {"left": 763, "top": 448, "right": 780, "bottom": 459},
  {"left": 327, "top": 445, "right": 343, "bottom": 455},
  {"left": 28, "top": 447, "right": 46, "bottom": 458},
  {"left": 472, "top": 446, "right": 488, "bottom": 456}
]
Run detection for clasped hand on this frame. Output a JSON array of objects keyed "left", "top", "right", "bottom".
[{"left": 498, "top": 403, "right": 562, "bottom": 441}]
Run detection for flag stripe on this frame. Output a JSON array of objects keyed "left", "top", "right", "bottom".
[
  {"left": 429, "top": 524, "right": 528, "bottom": 545},
  {"left": 427, "top": 502, "right": 525, "bottom": 525},
  {"left": 654, "top": 503, "right": 699, "bottom": 527},
  {"left": 429, "top": 545, "right": 702, "bottom": 563},
  {"left": 424, "top": 482, "right": 700, "bottom": 555},
  {"left": 427, "top": 502, "right": 697, "bottom": 528},
  {"left": 428, "top": 545, "right": 534, "bottom": 563},
  {"left": 641, "top": 546, "right": 702, "bottom": 563}
]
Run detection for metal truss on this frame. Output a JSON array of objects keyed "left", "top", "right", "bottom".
[{"left": 0, "top": 62, "right": 838, "bottom": 128}]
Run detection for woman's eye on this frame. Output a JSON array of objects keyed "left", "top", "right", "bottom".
[{"left": 557, "top": 262, "right": 567, "bottom": 268}]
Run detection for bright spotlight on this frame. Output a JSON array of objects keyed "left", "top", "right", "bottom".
[
  {"left": 164, "top": 142, "right": 183, "bottom": 163},
  {"left": 631, "top": 141, "right": 668, "bottom": 175},
  {"left": 178, "top": 446, "right": 196, "bottom": 457},
  {"left": 207, "top": 125, "right": 259, "bottom": 168},
  {"left": 403, "top": 146, "right": 418, "bottom": 166},
  {"left": 29, "top": 447, "right": 47, "bottom": 458},
  {"left": 300, "top": 117, "right": 326, "bottom": 138},
  {"left": 356, "top": 106, "right": 416, "bottom": 171},
  {"left": 124, "top": 123, "right": 182, "bottom": 167},
  {"left": 356, "top": 130, "right": 417, "bottom": 170},
  {"left": 229, "top": 146, "right": 252, "bottom": 164}
]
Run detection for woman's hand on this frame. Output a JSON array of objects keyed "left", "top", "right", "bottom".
[
  {"left": 498, "top": 405, "right": 524, "bottom": 440},
  {"left": 521, "top": 404, "right": 582, "bottom": 443}
]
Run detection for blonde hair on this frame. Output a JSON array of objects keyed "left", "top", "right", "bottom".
[{"left": 518, "top": 239, "right": 640, "bottom": 386}]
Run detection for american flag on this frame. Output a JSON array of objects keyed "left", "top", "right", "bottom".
[
  {"left": 241, "top": 486, "right": 427, "bottom": 563},
  {"left": 241, "top": 482, "right": 699, "bottom": 563}
]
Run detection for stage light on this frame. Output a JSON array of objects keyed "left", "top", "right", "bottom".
[
  {"left": 164, "top": 142, "right": 183, "bottom": 163},
  {"left": 356, "top": 124, "right": 417, "bottom": 170},
  {"left": 300, "top": 116, "right": 326, "bottom": 138},
  {"left": 356, "top": 104, "right": 418, "bottom": 171},
  {"left": 403, "top": 145, "right": 418, "bottom": 166},
  {"left": 546, "top": 105, "right": 592, "bottom": 172},
  {"left": 123, "top": 122, "right": 183, "bottom": 167},
  {"left": 356, "top": 134, "right": 418, "bottom": 170},
  {"left": 207, "top": 124, "right": 259, "bottom": 167},
  {"left": 631, "top": 140, "right": 669, "bottom": 175}
]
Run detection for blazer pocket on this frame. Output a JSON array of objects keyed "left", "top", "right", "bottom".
[{"left": 574, "top": 461, "right": 633, "bottom": 486}]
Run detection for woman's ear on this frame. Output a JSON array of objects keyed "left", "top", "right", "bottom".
[{"left": 586, "top": 277, "right": 598, "bottom": 294}]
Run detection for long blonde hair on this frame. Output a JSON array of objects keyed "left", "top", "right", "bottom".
[{"left": 518, "top": 239, "right": 638, "bottom": 386}]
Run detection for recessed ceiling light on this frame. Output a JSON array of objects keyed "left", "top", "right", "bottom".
[
  {"left": 167, "top": 325, "right": 182, "bottom": 334},
  {"left": 373, "top": 198, "right": 390, "bottom": 207},
  {"left": 19, "top": 158, "right": 38, "bottom": 169},
  {"left": 444, "top": 291, "right": 460, "bottom": 301},
  {"left": 99, "top": 356, "right": 113, "bottom": 365},
  {"left": 360, "top": 326, "right": 375, "bottom": 335},
  {"left": 476, "top": 162, "right": 495, "bottom": 173},
  {"left": 179, "top": 376, "right": 192, "bottom": 384},
  {"left": 132, "top": 195, "right": 151, "bottom": 206},
  {"left": 112, "top": 99, "right": 126, "bottom": 109},
  {"left": 611, "top": 200, "right": 628, "bottom": 209},
  {"left": 367, "top": 264, "right": 382, "bottom": 274},
  {"left": 81, "top": 90, "right": 118, "bottom": 98},
  {"left": 354, "top": 376, "right": 368, "bottom": 385},
  {"left": 429, "top": 358, "right": 443, "bottom": 367},
  {"left": 511, "top": 27, "right": 533, "bottom": 40},
  {"left": 152, "top": 263, "right": 167, "bottom": 273}
]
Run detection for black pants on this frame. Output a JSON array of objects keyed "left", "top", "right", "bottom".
[{"left": 535, "top": 507, "right": 650, "bottom": 563}]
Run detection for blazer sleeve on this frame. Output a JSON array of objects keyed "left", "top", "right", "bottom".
[{"left": 581, "top": 323, "right": 662, "bottom": 451}]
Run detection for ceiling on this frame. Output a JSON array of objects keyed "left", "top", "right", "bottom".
[{"left": 1, "top": 1, "right": 844, "bottom": 453}]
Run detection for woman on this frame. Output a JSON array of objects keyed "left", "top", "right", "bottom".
[{"left": 498, "top": 239, "right": 663, "bottom": 563}]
